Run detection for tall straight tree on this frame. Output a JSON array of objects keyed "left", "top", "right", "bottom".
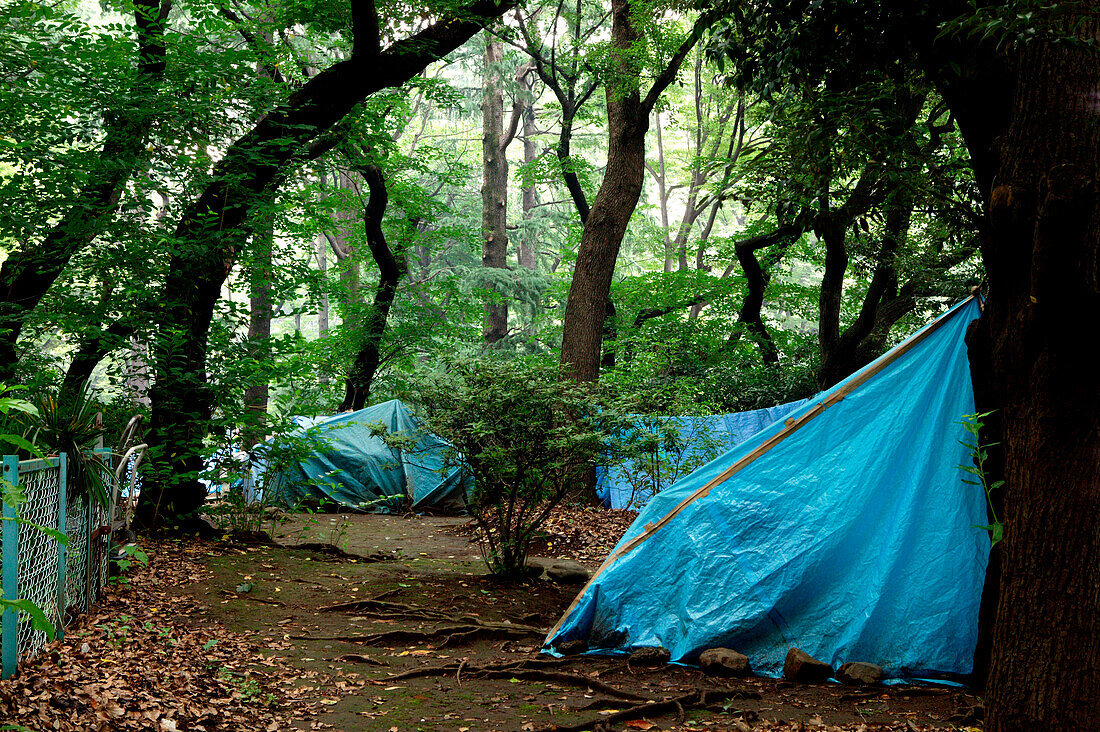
[
  {"left": 928, "top": 16, "right": 1100, "bottom": 731},
  {"left": 559, "top": 0, "right": 716, "bottom": 381},
  {"left": 481, "top": 37, "right": 509, "bottom": 344},
  {"left": 135, "top": 0, "right": 515, "bottom": 529}
]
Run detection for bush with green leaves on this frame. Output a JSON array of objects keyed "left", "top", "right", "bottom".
[{"left": 387, "top": 356, "right": 648, "bottom": 578}]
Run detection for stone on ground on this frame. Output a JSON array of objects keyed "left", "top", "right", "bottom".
[
  {"left": 837, "top": 661, "right": 883, "bottom": 685},
  {"left": 699, "top": 647, "right": 751, "bottom": 676},
  {"left": 782, "top": 647, "right": 833, "bottom": 682},
  {"left": 628, "top": 646, "right": 671, "bottom": 666},
  {"left": 544, "top": 559, "right": 590, "bottom": 584}
]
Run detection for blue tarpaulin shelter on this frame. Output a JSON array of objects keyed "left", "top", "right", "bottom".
[
  {"left": 546, "top": 297, "right": 989, "bottom": 679},
  {"left": 272, "top": 399, "right": 468, "bottom": 513},
  {"left": 597, "top": 400, "right": 809, "bottom": 509}
]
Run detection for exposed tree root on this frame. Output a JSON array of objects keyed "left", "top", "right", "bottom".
[
  {"left": 290, "top": 621, "right": 545, "bottom": 647},
  {"left": 286, "top": 542, "right": 395, "bottom": 562},
  {"left": 536, "top": 693, "right": 695, "bottom": 732},
  {"left": 219, "top": 590, "right": 284, "bottom": 606},
  {"left": 380, "top": 657, "right": 569, "bottom": 681},
  {"left": 337, "top": 653, "right": 389, "bottom": 667},
  {"left": 536, "top": 687, "right": 763, "bottom": 732}
]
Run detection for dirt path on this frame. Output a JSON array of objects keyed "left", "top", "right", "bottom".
[{"left": 178, "top": 513, "right": 984, "bottom": 732}]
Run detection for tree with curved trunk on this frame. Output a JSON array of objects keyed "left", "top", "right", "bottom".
[
  {"left": 559, "top": 0, "right": 717, "bottom": 382},
  {"left": 0, "top": 0, "right": 171, "bottom": 380},
  {"left": 135, "top": 0, "right": 515, "bottom": 530}
]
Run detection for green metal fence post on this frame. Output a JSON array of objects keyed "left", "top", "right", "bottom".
[
  {"left": 56, "top": 453, "right": 68, "bottom": 641},
  {"left": 2, "top": 455, "right": 20, "bottom": 679},
  {"left": 84, "top": 482, "right": 93, "bottom": 608}
]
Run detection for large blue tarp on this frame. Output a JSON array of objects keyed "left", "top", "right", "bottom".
[
  {"left": 598, "top": 400, "right": 809, "bottom": 509},
  {"left": 546, "top": 298, "right": 989, "bottom": 679},
  {"left": 272, "top": 399, "right": 468, "bottom": 513}
]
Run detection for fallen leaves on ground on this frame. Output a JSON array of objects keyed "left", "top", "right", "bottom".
[
  {"left": 0, "top": 539, "right": 358, "bottom": 731},
  {"left": 537, "top": 505, "right": 638, "bottom": 564}
]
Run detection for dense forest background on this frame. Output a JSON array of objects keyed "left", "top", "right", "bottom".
[{"left": 0, "top": 0, "right": 981, "bottom": 427}]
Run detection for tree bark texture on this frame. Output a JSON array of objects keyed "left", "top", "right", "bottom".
[
  {"left": 136, "top": 0, "right": 514, "bottom": 529},
  {"left": 482, "top": 38, "right": 509, "bottom": 345},
  {"left": 340, "top": 166, "right": 406, "bottom": 412},
  {"left": 947, "top": 25, "right": 1100, "bottom": 731}
]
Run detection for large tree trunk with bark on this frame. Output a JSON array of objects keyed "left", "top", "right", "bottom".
[
  {"left": 134, "top": 0, "right": 514, "bottom": 530},
  {"left": 559, "top": 0, "right": 711, "bottom": 382},
  {"left": 948, "top": 26, "right": 1100, "bottom": 731},
  {"left": 481, "top": 38, "right": 509, "bottom": 345}
]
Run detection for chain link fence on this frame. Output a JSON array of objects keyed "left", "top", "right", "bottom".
[{"left": 1, "top": 451, "right": 113, "bottom": 679}]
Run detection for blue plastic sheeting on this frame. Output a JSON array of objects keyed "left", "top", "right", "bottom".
[
  {"left": 597, "top": 400, "right": 809, "bottom": 509},
  {"left": 272, "top": 399, "right": 468, "bottom": 513},
  {"left": 546, "top": 298, "right": 989, "bottom": 679}
]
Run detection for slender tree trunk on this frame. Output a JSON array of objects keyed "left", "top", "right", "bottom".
[
  {"left": 726, "top": 224, "right": 805, "bottom": 362},
  {"left": 818, "top": 188, "right": 913, "bottom": 387},
  {"left": 316, "top": 235, "right": 330, "bottom": 334},
  {"left": 559, "top": 0, "right": 710, "bottom": 382},
  {"left": 519, "top": 85, "right": 539, "bottom": 270},
  {"left": 340, "top": 166, "right": 407, "bottom": 411},
  {"left": 242, "top": 199, "right": 275, "bottom": 450},
  {"left": 482, "top": 37, "right": 509, "bottom": 345}
]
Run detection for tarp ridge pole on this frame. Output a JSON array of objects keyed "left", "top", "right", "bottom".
[{"left": 2, "top": 455, "right": 21, "bottom": 679}]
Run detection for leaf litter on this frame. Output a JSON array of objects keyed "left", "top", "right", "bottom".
[{"left": 0, "top": 539, "right": 361, "bottom": 731}]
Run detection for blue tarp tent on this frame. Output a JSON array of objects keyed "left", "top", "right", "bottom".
[
  {"left": 272, "top": 399, "right": 468, "bottom": 513},
  {"left": 598, "top": 399, "right": 809, "bottom": 509},
  {"left": 546, "top": 297, "right": 989, "bottom": 679}
]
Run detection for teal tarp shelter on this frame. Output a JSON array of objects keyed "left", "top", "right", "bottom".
[
  {"left": 546, "top": 297, "right": 989, "bottom": 679},
  {"left": 273, "top": 399, "right": 467, "bottom": 513}
]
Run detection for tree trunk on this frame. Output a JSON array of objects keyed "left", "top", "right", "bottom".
[
  {"left": 726, "top": 224, "right": 805, "bottom": 362},
  {"left": 482, "top": 38, "right": 509, "bottom": 345},
  {"left": 951, "top": 24, "right": 1100, "bottom": 730},
  {"left": 316, "top": 234, "right": 330, "bottom": 334},
  {"left": 519, "top": 84, "right": 539, "bottom": 271},
  {"left": 818, "top": 188, "right": 913, "bottom": 388},
  {"left": 62, "top": 320, "right": 137, "bottom": 394},
  {"left": 135, "top": 0, "right": 514, "bottom": 530},
  {"left": 559, "top": 0, "right": 711, "bottom": 382},
  {"left": 340, "top": 166, "right": 406, "bottom": 411},
  {"left": 0, "top": 0, "right": 170, "bottom": 379}
]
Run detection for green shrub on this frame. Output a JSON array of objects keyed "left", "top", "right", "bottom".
[{"left": 391, "top": 355, "right": 644, "bottom": 578}]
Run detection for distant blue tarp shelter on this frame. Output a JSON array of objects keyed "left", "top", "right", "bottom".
[
  {"left": 546, "top": 297, "right": 989, "bottom": 679},
  {"left": 272, "top": 399, "right": 468, "bottom": 513},
  {"left": 597, "top": 400, "right": 809, "bottom": 509}
]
